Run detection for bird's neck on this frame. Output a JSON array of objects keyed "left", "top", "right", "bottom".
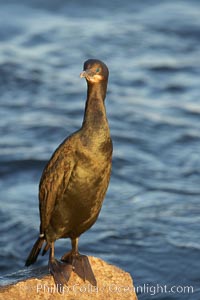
[{"left": 82, "top": 81, "right": 108, "bottom": 131}]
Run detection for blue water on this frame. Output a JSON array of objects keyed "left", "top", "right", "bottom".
[{"left": 0, "top": 1, "right": 200, "bottom": 299}]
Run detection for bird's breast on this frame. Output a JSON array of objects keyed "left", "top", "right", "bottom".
[{"left": 68, "top": 153, "right": 110, "bottom": 194}]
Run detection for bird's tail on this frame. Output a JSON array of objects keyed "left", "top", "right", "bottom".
[{"left": 25, "top": 237, "right": 45, "bottom": 266}]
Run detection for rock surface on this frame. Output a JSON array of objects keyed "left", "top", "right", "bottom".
[{"left": 0, "top": 257, "right": 138, "bottom": 300}]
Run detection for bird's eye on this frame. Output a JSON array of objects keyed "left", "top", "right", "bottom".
[{"left": 96, "top": 68, "right": 100, "bottom": 72}]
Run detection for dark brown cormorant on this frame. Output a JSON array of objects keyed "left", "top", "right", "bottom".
[{"left": 25, "top": 59, "right": 112, "bottom": 287}]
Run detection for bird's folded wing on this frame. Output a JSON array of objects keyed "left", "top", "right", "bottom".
[{"left": 38, "top": 143, "right": 75, "bottom": 232}]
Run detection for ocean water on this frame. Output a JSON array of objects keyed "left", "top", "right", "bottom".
[{"left": 0, "top": 0, "right": 200, "bottom": 299}]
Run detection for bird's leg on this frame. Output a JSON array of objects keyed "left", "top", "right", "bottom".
[
  {"left": 48, "top": 242, "right": 73, "bottom": 290},
  {"left": 61, "top": 238, "right": 97, "bottom": 286}
]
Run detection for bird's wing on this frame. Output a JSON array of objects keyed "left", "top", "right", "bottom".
[{"left": 38, "top": 141, "right": 75, "bottom": 233}]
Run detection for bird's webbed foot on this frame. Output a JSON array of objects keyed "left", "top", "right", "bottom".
[
  {"left": 49, "top": 257, "right": 73, "bottom": 288},
  {"left": 61, "top": 251, "right": 97, "bottom": 286},
  {"left": 48, "top": 245, "right": 73, "bottom": 291}
]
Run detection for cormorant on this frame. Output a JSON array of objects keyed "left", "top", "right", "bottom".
[{"left": 25, "top": 59, "right": 113, "bottom": 287}]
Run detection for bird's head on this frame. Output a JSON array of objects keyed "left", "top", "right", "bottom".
[{"left": 80, "top": 59, "right": 109, "bottom": 83}]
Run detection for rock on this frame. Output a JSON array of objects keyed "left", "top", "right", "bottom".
[{"left": 0, "top": 257, "right": 138, "bottom": 300}]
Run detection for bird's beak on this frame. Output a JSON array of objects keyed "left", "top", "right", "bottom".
[
  {"left": 80, "top": 69, "right": 94, "bottom": 79},
  {"left": 80, "top": 71, "right": 87, "bottom": 78},
  {"left": 80, "top": 69, "right": 102, "bottom": 83}
]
